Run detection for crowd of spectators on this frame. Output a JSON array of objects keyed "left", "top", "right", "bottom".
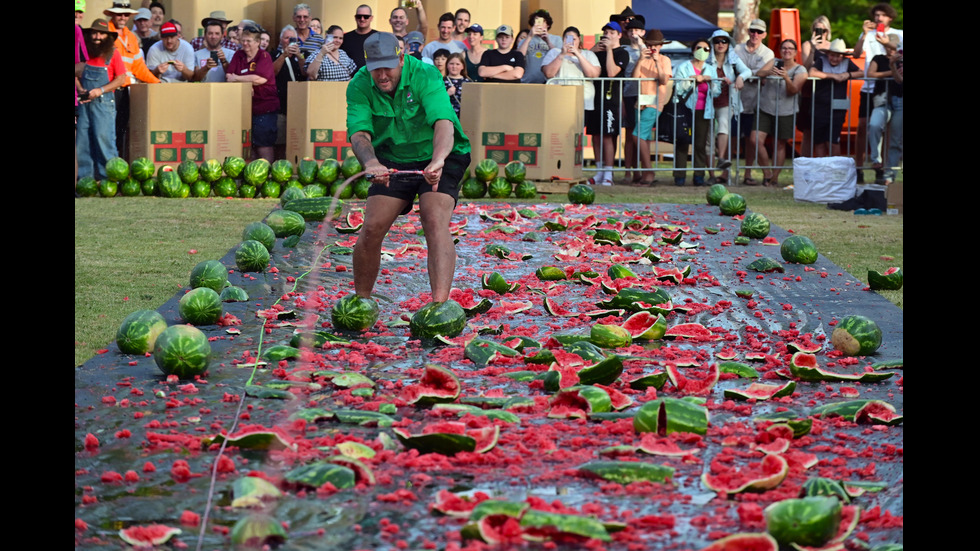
[{"left": 76, "top": 2, "right": 903, "bottom": 192}]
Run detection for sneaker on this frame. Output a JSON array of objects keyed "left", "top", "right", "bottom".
[
  {"left": 693, "top": 177, "right": 706, "bottom": 186},
  {"left": 674, "top": 177, "right": 686, "bottom": 187}
]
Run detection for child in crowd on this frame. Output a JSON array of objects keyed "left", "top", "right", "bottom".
[
  {"left": 444, "top": 52, "right": 470, "bottom": 118},
  {"left": 432, "top": 48, "right": 450, "bottom": 76}
]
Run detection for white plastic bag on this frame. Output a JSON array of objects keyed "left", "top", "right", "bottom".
[{"left": 792, "top": 157, "right": 857, "bottom": 203}]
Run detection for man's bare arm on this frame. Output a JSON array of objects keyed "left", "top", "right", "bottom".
[{"left": 351, "top": 131, "right": 391, "bottom": 185}]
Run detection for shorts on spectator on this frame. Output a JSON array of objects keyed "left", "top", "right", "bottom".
[
  {"left": 369, "top": 152, "right": 471, "bottom": 215},
  {"left": 714, "top": 106, "right": 731, "bottom": 135},
  {"left": 737, "top": 112, "right": 756, "bottom": 139},
  {"left": 757, "top": 111, "right": 795, "bottom": 140},
  {"left": 622, "top": 97, "right": 637, "bottom": 129},
  {"left": 857, "top": 91, "right": 874, "bottom": 120},
  {"left": 812, "top": 110, "right": 847, "bottom": 146},
  {"left": 633, "top": 107, "right": 659, "bottom": 141},
  {"left": 275, "top": 113, "right": 287, "bottom": 146},
  {"left": 586, "top": 102, "right": 622, "bottom": 136},
  {"left": 252, "top": 112, "right": 278, "bottom": 148}
]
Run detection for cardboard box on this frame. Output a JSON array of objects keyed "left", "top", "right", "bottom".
[
  {"left": 461, "top": 83, "right": 584, "bottom": 181},
  {"left": 129, "top": 82, "right": 251, "bottom": 167},
  {"left": 886, "top": 180, "right": 903, "bottom": 214},
  {"left": 284, "top": 81, "right": 353, "bottom": 164}
]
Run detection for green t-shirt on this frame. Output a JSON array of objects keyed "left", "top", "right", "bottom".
[{"left": 346, "top": 54, "right": 470, "bottom": 164}]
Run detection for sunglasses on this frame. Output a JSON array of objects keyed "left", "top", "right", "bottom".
[
  {"left": 697, "top": 46, "right": 710, "bottom": 52},
  {"left": 712, "top": 38, "right": 729, "bottom": 45},
  {"left": 749, "top": 29, "right": 765, "bottom": 35},
  {"left": 355, "top": 14, "right": 372, "bottom": 20}
]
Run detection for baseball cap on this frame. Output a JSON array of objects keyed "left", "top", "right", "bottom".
[
  {"left": 160, "top": 21, "right": 178, "bottom": 36},
  {"left": 364, "top": 32, "right": 402, "bottom": 71},
  {"left": 465, "top": 24, "right": 483, "bottom": 34},
  {"left": 404, "top": 31, "right": 424, "bottom": 45},
  {"left": 749, "top": 19, "right": 767, "bottom": 32},
  {"left": 134, "top": 8, "right": 151, "bottom": 21},
  {"left": 602, "top": 21, "right": 623, "bottom": 33},
  {"left": 496, "top": 24, "right": 513, "bottom": 36}
]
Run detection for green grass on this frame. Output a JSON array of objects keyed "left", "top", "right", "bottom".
[{"left": 75, "top": 187, "right": 902, "bottom": 366}]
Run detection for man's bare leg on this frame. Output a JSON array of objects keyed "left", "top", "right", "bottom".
[
  {"left": 353, "top": 194, "right": 411, "bottom": 299},
  {"left": 418, "top": 191, "right": 457, "bottom": 303}
]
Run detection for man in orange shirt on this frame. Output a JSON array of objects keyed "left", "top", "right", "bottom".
[{"left": 105, "top": 2, "right": 159, "bottom": 158}]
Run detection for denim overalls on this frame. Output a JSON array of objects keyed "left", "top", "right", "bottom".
[{"left": 76, "top": 63, "right": 118, "bottom": 180}]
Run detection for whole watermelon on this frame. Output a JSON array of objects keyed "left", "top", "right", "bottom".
[
  {"left": 116, "top": 309, "right": 167, "bottom": 355},
  {"left": 223, "top": 156, "right": 246, "bottom": 178},
  {"left": 504, "top": 160, "right": 527, "bottom": 183},
  {"left": 461, "top": 177, "right": 487, "bottom": 199},
  {"left": 177, "top": 160, "right": 200, "bottom": 184},
  {"left": 765, "top": 497, "right": 842, "bottom": 548},
  {"left": 191, "top": 180, "right": 211, "bottom": 198},
  {"left": 488, "top": 177, "right": 512, "bottom": 198},
  {"left": 199, "top": 159, "right": 223, "bottom": 183},
  {"left": 265, "top": 210, "right": 306, "bottom": 237},
  {"left": 719, "top": 193, "right": 746, "bottom": 215},
  {"left": 76, "top": 176, "right": 99, "bottom": 197},
  {"left": 238, "top": 184, "right": 258, "bottom": 199},
  {"left": 830, "top": 315, "right": 882, "bottom": 356},
  {"left": 740, "top": 212, "right": 770, "bottom": 239},
  {"left": 568, "top": 183, "right": 595, "bottom": 205},
  {"left": 270, "top": 159, "right": 294, "bottom": 183},
  {"left": 353, "top": 178, "right": 372, "bottom": 199},
  {"left": 706, "top": 183, "right": 728, "bottom": 206},
  {"left": 158, "top": 167, "right": 182, "bottom": 198},
  {"left": 261, "top": 180, "right": 282, "bottom": 199},
  {"left": 341, "top": 155, "right": 363, "bottom": 179},
  {"left": 243, "top": 159, "right": 270, "bottom": 187},
  {"left": 332, "top": 294, "right": 380, "bottom": 331},
  {"left": 119, "top": 177, "right": 142, "bottom": 197},
  {"left": 279, "top": 186, "right": 306, "bottom": 205},
  {"left": 410, "top": 300, "right": 466, "bottom": 339},
  {"left": 780, "top": 235, "right": 818, "bottom": 264},
  {"left": 140, "top": 177, "right": 158, "bottom": 196},
  {"left": 304, "top": 182, "right": 327, "bottom": 198},
  {"left": 130, "top": 157, "right": 156, "bottom": 182},
  {"left": 514, "top": 181, "right": 537, "bottom": 199},
  {"left": 330, "top": 179, "right": 354, "bottom": 200},
  {"left": 99, "top": 179, "right": 118, "bottom": 197},
  {"left": 105, "top": 157, "right": 130, "bottom": 182},
  {"left": 179, "top": 287, "right": 222, "bottom": 325},
  {"left": 153, "top": 325, "right": 211, "bottom": 378},
  {"left": 297, "top": 157, "right": 318, "bottom": 185},
  {"left": 236, "top": 240, "right": 270, "bottom": 272},
  {"left": 242, "top": 222, "right": 276, "bottom": 252},
  {"left": 220, "top": 286, "right": 249, "bottom": 302},
  {"left": 474, "top": 159, "right": 499, "bottom": 183},
  {"left": 178, "top": 183, "right": 191, "bottom": 198},
  {"left": 213, "top": 177, "right": 237, "bottom": 197},
  {"left": 317, "top": 159, "right": 340, "bottom": 184},
  {"left": 189, "top": 259, "right": 228, "bottom": 292}
]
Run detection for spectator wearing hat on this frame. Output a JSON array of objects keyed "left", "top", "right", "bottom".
[
  {"left": 346, "top": 32, "right": 471, "bottom": 305},
  {"left": 105, "top": 2, "right": 158, "bottom": 160},
  {"left": 342, "top": 5, "right": 379, "bottom": 71},
  {"left": 77, "top": 19, "right": 127, "bottom": 182},
  {"left": 75, "top": 0, "right": 89, "bottom": 110},
  {"left": 851, "top": 3, "right": 902, "bottom": 183},
  {"left": 389, "top": 3, "right": 428, "bottom": 39},
  {"left": 227, "top": 25, "right": 279, "bottom": 163},
  {"left": 131, "top": 8, "right": 159, "bottom": 55},
  {"left": 621, "top": 16, "right": 646, "bottom": 183},
  {"left": 404, "top": 31, "right": 425, "bottom": 60},
  {"left": 630, "top": 29, "right": 672, "bottom": 186},
  {"left": 809, "top": 38, "right": 861, "bottom": 157},
  {"left": 706, "top": 29, "right": 751, "bottom": 184},
  {"left": 146, "top": 21, "right": 195, "bottom": 82},
  {"left": 422, "top": 13, "right": 466, "bottom": 63},
  {"left": 193, "top": 20, "right": 235, "bottom": 82},
  {"left": 478, "top": 25, "right": 525, "bottom": 82},
  {"left": 517, "top": 9, "right": 562, "bottom": 83},
  {"left": 587, "top": 21, "right": 630, "bottom": 186},
  {"left": 734, "top": 18, "right": 775, "bottom": 185},
  {"left": 190, "top": 12, "right": 240, "bottom": 53},
  {"left": 464, "top": 25, "right": 487, "bottom": 82}
]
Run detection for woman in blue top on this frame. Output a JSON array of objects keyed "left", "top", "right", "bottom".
[{"left": 672, "top": 39, "right": 720, "bottom": 186}]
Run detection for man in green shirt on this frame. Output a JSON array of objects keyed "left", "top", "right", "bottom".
[{"left": 346, "top": 32, "right": 471, "bottom": 304}]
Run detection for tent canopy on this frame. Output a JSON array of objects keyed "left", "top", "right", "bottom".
[{"left": 631, "top": 0, "right": 719, "bottom": 43}]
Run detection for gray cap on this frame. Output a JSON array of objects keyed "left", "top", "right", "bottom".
[
  {"left": 749, "top": 19, "right": 766, "bottom": 32},
  {"left": 496, "top": 24, "right": 513, "bottom": 36},
  {"left": 364, "top": 32, "right": 402, "bottom": 71},
  {"left": 404, "top": 31, "right": 424, "bottom": 45},
  {"left": 134, "top": 7, "right": 151, "bottom": 21}
]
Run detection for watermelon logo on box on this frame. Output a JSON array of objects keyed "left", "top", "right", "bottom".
[
  {"left": 151, "top": 131, "right": 207, "bottom": 162},
  {"left": 311, "top": 129, "right": 352, "bottom": 162},
  {"left": 482, "top": 132, "right": 540, "bottom": 165}
]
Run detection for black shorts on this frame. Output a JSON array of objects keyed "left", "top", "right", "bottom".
[
  {"left": 812, "top": 110, "right": 847, "bottom": 146},
  {"left": 586, "top": 101, "right": 622, "bottom": 136},
  {"left": 368, "top": 151, "right": 471, "bottom": 215},
  {"left": 857, "top": 91, "right": 873, "bottom": 120},
  {"left": 737, "top": 112, "right": 756, "bottom": 139},
  {"left": 622, "top": 97, "right": 638, "bottom": 129}
]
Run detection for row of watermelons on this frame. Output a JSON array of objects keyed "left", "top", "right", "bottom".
[
  {"left": 76, "top": 155, "right": 374, "bottom": 200},
  {"left": 461, "top": 159, "right": 538, "bottom": 200}
]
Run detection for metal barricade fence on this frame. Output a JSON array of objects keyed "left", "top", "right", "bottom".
[{"left": 577, "top": 75, "right": 901, "bottom": 184}]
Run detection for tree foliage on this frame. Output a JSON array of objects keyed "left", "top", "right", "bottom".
[{"left": 758, "top": 0, "right": 903, "bottom": 48}]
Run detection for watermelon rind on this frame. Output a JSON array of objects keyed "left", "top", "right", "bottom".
[
  {"left": 780, "top": 235, "right": 819, "bottom": 264},
  {"left": 116, "top": 309, "right": 167, "bottom": 355},
  {"left": 578, "top": 460, "right": 674, "bottom": 484},
  {"left": 410, "top": 300, "right": 466, "bottom": 340},
  {"left": 698, "top": 533, "right": 778, "bottom": 551},
  {"left": 178, "top": 287, "right": 223, "bottom": 325},
  {"left": 118, "top": 525, "right": 182, "bottom": 546},
  {"left": 868, "top": 267, "right": 903, "bottom": 291},
  {"left": 830, "top": 315, "right": 882, "bottom": 356},
  {"left": 220, "top": 286, "right": 249, "bottom": 302},
  {"left": 590, "top": 324, "right": 632, "bottom": 349},
  {"left": 568, "top": 184, "right": 595, "bottom": 205},
  {"left": 189, "top": 260, "right": 228, "bottom": 293},
  {"left": 634, "top": 397, "right": 708, "bottom": 435},
  {"left": 153, "top": 325, "right": 211, "bottom": 378},
  {"left": 519, "top": 510, "right": 611, "bottom": 542},
  {"left": 242, "top": 222, "right": 276, "bottom": 252},
  {"left": 765, "top": 496, "right": 842, "bottom": 548},
  {"left": 400, "top": 364, "right": 462, "bottom": 405},
  {"left": 236, "top": 240, "right": 271, "bottom": 272},
  {"left": 724, "top": 381, "right": 796, "bottom": 401},
  {"left": 230, "top": 513, "right": 288, "bottom": 547},
  {"left": 331, "top": 294, "right": 380, "bottom": 331}
]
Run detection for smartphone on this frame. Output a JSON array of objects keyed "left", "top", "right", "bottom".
[
  {"left": 79, "top": 90, "right": 91, "bottom": 101},
  {"left": 876, "top": 23, "right": 886, "bottom": 33},
  {"left": 288, "top": 37, "right": 297, "bottom": 44},
  {"left": 210, "top": 51, "right": 219, "bottom": 63},
  {"left": 565, "top": 35, "right": 574, "bottom": 46},
  {"left": 775, "top": 59, "right": 784, "bottom": 69}
]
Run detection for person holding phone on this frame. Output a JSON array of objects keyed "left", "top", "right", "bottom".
[
  {"left": 306, "top": 25, "right": 357, "bottom": 81},
  {"left": 146, "top": 21, "right": 195, "bottom": 82},
  {"left": 851, "top": 3, "right": 902, "bottom": 183},
  {"left": 193, "top": 20, "right": 234, "bottom": 82},
  {"left": 750, "top": 39, "right": 808, "bottom": 185},
  {"left": 517, "top": 9, "right": 562, "bottom": 83},
  {"left": 631, "top": 30, "right": 672, "bottom": 186}
]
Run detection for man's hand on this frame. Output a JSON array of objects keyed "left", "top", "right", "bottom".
[
  {"left": 363, "top": 159, "right": 391, "bottom": 186},
  {"left": 423, "top": 158, "right": 444, "bottom": 191},
  {"left": 172, "top": 60, "right": 186, "bottom": 73},
  {"left": 286, "top": 42, "right": 300, "bottom": 57}
]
